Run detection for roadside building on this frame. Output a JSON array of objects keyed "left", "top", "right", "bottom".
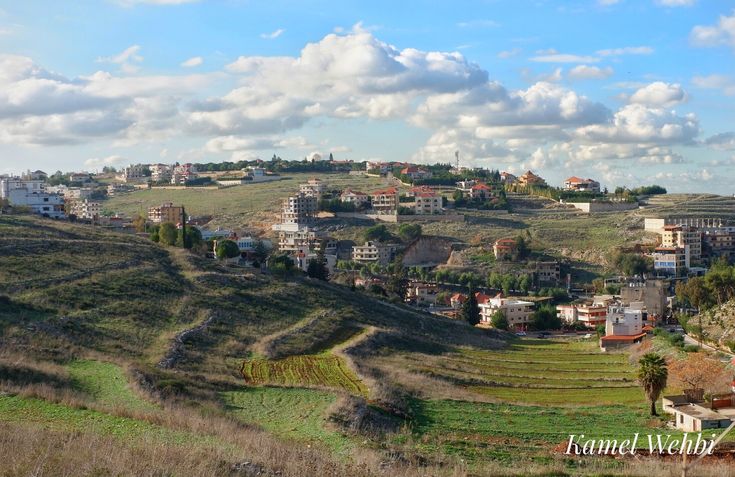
[
  {"left": 600, "top": 305, "right": 646, "bottom": 351},
  {"left": 662, "top": 395, "right": 733, "bottom": 432},
  {"left": 479, "top": 293, "right": 534, "bottom": 330},
  {"left": 556, "top": 303, "right": 607, "bottom": 328}
]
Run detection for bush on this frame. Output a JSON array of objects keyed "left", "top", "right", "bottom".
[{"left": 683, "top": 345, "right": 700, "bottom": 353}]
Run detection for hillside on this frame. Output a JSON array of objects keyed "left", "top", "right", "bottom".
[{"left": 0, "top": 214, "right": 724, "bottom": 476}]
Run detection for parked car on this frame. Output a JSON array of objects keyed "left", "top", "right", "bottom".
[
  {"left": 515, "top": 331, "right": 527, "bottom": 336},
  {"left": 583, "top": 333, "right": 592, "bottom": 339}
]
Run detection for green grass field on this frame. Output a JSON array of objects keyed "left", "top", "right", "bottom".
[
  {"left": 222, "top": 386, "right": 354, "bottom": 454},
  {"left": 67, "top": 360, "right": 158, "bottom": 412},
  {"left": 241, "top": 354, "right": 368, "bottom": 396}
]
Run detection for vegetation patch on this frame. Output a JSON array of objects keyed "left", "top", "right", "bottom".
[{"left": 241, "top": 354, "right": 368, "bottom": 396}]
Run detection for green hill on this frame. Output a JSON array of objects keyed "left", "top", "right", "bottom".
[{"left": 0, "top": 213, "right": 712, "bottom": 476}]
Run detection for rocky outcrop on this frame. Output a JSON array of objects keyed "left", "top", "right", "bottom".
[{"left": 401, "top": 236, "right": 456, "bottom": 267}]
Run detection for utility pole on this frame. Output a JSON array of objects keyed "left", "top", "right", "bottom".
[{"left": 181, "top": 205, "right": 189, "bottom": 249}]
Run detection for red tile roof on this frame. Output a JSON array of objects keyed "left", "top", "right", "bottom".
[
  {"left": 600, "top": 333, "right": 647, "bottom": 342},
  {"left": 371, "top": 187, "right": 398, "bottom": 195},
  {"left": 472, "top": 183, "right": 491, "bottom": 190}
]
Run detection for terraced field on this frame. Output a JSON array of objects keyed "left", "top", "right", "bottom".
[
  {"left": 67, "top": 360, "right": 158, "bottom": 412},
  {"left": 222, "top": 386, "right": 354, "bottom": 454},
  {"left": 641, "top": 194, "right": 735, "bottom": 221},
  {"left": 241, "top": 354, "right": 368, "bottom": 396},
  {"left": 376, "top": 338, "right": 643, "bottom": 405}
]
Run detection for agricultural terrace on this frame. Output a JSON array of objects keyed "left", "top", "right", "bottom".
[{"left": 241, "top": 354, "right": 368, "bottom": 396}]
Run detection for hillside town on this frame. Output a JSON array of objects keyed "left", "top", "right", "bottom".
[{"left": 3, "top": 157, "right": 735, "bottom": 355}]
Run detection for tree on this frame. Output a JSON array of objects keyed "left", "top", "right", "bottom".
[
  {"left": 461, "top": 288, "right": 481, "bottom": 326},
  {"left": 176, "top": 227, "right": 202, "bottom": 249},
  {"left": 132, "top": 215, "right": 147, "bottom": 233},
  {"left": 491, "top": 310, "right": 508, "bottom": 330},
  {"left": 306, "top": 251, "right": 329, "bottom": 281},
  {"left": 668, "top": 353, "right": 730, "bottom": 399},
  {"left": 398, "top": 223, "right": 422, "bottom": 242},
  {"left": 637, "top": 353, "right": 668, "bottom": 416},
  {"left": 531, "top": 304, "right": 561, "bottom": 330},
  {"left": 158, "top": 222, "right": 178, "bottom": 246},
  {"left": 364, "top": 224, "right": 393, "bottom": 242},
  {"left": 613, "top": 252, "right": 651, "bottom": 277},
  {"left": 268, "top": 253, "right": 295, "bottom": 273},
  {"left": 252, "top": 240, "right": 269, "bottom": 262},
  {"left": 387, "top": 264, "right": 409, "bottom": 300},
  {"left": 215, "top": 239, "right": 240, "bottom": 260}
]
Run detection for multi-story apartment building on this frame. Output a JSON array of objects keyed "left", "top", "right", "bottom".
[
  {"left": 479, "top": 293, "right": 535, "bottom": 331},
  {"left": 148, "top": 202, "right": 184, "bottom": 224},
  {"left": 150, "top": 164, "right": 172, "bottom": 183},
  {"left": 340, "top": 189, "right": 368, "bottom": 207},
  {"left": 171, "top": 163, "right": 198, "bottom": 185},
  {"left": 652, "top": 246, "right": 688, "bottom": 276},
  {"left": 117, "top": 164, "right": 147, "bottom": 183},
  {"left": 563, "top": 176, "right": 601, "bottom": 193},
  {"left": 1, "top": 176, "right": 65, "bottom": 219},
  {"left": 68, "top": 199, "right": 102, "bottom": 220},
  {"left": 351, "top": 241, "right": 396, "bottom": 266},
  {"left": 556, "top": 303, "right": 607, "bottom": 328},
  {"left": 661, "top": 225, "right": 702, "bottom": 265},
  {"left": 299, "top": 178, "right": 327, "bottom": 198},
  {"left": 279, "top": 192, "right": 318, "bottom": 227},
  {"left": 620, "top": 279, "right": 669, "bottom": 319},
  {"left": 414, "top": 191, "right": 442, "bottom": 215},
  {"left": 533, "top": 261, "right": 561, "bottom": 283},
  {"left": 369, "top": 187, "right": 399, "bottom": 215}
]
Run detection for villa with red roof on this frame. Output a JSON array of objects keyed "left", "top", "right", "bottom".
[
  {"left": 493, "top": 238, "right": 518, "bottom": 260},
  {"left": 563, "top": 176, "right": 601, "bottom": 193},
  {"left": 369, "top": 187, "right": 399, "bottom": 214}
]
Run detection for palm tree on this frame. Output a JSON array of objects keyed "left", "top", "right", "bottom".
[{"left": 638, "top": 353, "right": 668, "bottom": 416}]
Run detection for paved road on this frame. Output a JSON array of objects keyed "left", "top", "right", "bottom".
[{"left": 683, "top": 333, "right": 734, "bottom": 359}]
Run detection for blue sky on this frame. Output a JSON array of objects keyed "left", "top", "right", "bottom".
[{"left": 0, "top": 0, "right": 734, "bottom": 192}]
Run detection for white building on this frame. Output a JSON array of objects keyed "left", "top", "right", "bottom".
[
  {"left": 0, "top": 177, "right": 45, "bottom": 199},
  {"left": 7, "top": 188, "right": 65, "bottom": 219},
  {"left": 299, "top": 178, "right": 327, "bottom": 198},
  {"left": 68, "top": 199, "right": 102, "bottom": 220},
  {"left": 414, "top": 191, "right": 443, "bottom": 215},
  {"left": 117, "top": 164, "right": 147, "bottom": 183},
  {"left": 351, "top": 241, "right": 397, "bottom": 266},
  {"left": 340, "top": 189, "right": 369, "bottom": 207},
  {"left": 150, "top": 164, "right": 172, "bottom": 183},
  {"left": 479, "top": 293, "right": 534, "bottom": 330},
  {"left": 171, "top": 163, "right": 198, "bottom": 185}
]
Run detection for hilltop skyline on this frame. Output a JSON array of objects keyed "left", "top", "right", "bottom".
[{"left": 0, "top": 1, "right": 734, "bottom": 192}]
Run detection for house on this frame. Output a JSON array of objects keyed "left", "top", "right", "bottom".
[
  {"left": 148, "top": 202, "right": 184, "bottom": 224},
  {"left": 300, "top": 178, "right": 327, "bottom": 198},
  {"left": 563, "top": 176, "right": 601, "bottom": 193},
  {"left": 662, "top": 395, "right": 733, "bottom": 432},
  {"left": 351, "top": 241, "right": 397, "bottom": 266},
  {"left": 652, "top": 246, "right": 688, "bottom": 277},
  {"left": 150, "top": 164, "right": 172, "bottom": 183},
  {"left": 171, "top": 163, "right": 198, "bottom": 185},
  {"left": 455, "top": 180, "right": 476, "bottom": 193},
  {"left": 369, "top": 187, "right": 399, "bottom": 215},
  {"left": 69, "top": 173, "right": 93, "bottom": 184},
  {"left": 406, "top": 185, "right": 433, "bottom": 198},
  {"left": 275, "top": 226, "right": 333, "bottom": 253},
  {"left": 21, "top": 170, "right": 48, "bottom": 181},
  {"left": 450, "top": 293, "right": 467, "bottom": 309},
  {"left": 493, "top": 238, "right": 518, "bottom": 260},
  {"left": 366, "top": 161, "right": 392, "bottom": 174},
  {"left": 245, "top": 167, "right": 279, "bottom": 183},
  {"left": 340, "top": 189, "right": 369, "bottom": 207},
  {"left": 500, "top": 172, "right": 517, "bottom": 184},
  {"left": 557, "top": 303, "right": 607, "bottom": 328},
  {"left": 406, "top": 282, "right": 440, "bottom": 306},
  {"left": 400, "top": 166, "right": 432, "bottom": 181},
  {"left": 479, "top": 293, "right": 534, "bottom": 330},
  {"left": 293, "top": 246, "right": 337, "bottom": 274},
  {"left": 0, "top": 177, "right": 45, "bottom": 198},
  {"left": 6, "top": 188, "right": 65, "bottom": 219},
  {"left": 533, "top": 261, "right": 560, "bottom": 283},
  {"left": 414, "top": 191, "right": 443, "bottom": 215},
  {"left": 107, "top": 183, "right": 134, "bottom": 197},
  {"left": 117, "top": 164, "right": 147, "bottom": 183},
  {"left": 599, "top": 305, "right": 646, "bottom": 351},
  {"left": 470, "top": 183, "right": 494, "bottom": 200},
  {"left": 518, "top": 170, "right": 546, "bottom": 187},
  {"left": 68, "top": 199, "right": 102, "bottom": 220}
]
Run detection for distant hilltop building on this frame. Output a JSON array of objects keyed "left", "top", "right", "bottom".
[
  {"left": 117, "top": 164, "right": 147, "bottom": 183},
  {"left": 518, "top": 170, "right": 546, "bottom": 187},
  {"left": 500, "top": 171, "right": 517, "bottom": 184},
  {"left": 563, "top": 176, "right": 600, "bottom": 193}
]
